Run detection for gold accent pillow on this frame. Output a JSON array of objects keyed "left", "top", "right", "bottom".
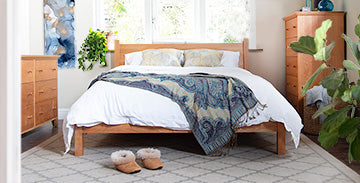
[
  {"left": 184, "top": 49, "right": 224, "bottom": 67},
  {"left": 141, "top": 49, "right": 183, "bottom": 66}
]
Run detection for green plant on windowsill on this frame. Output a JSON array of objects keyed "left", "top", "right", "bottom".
[
  {"left": 78, "top": 29, "right": 108, "bottom": 71},
  {"left": 290, "top": 15, "right": 360, "bottom": 162}
]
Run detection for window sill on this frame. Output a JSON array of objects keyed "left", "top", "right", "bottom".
[{"left": 249, "top": 49, "right": 263, "bottom": 52}]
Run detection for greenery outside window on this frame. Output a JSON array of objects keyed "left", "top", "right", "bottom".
[{"left": 95, "top": 0, "right": 255, "bottom": 49}]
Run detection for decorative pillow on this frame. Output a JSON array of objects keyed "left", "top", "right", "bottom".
[
  {"left": 221, "top": 51, "right": 240, "bottom": 67},
  {"left": 125, "top": 51, "right": 143, "bottom": 65},
  {"left": 184, "top": 49, "right": 224, "bottom": 67},
  {"left": 141, "top": 49, "right": 183, "bottom": 66}
]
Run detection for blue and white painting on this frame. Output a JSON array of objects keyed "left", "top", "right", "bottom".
[{"left": 44, "top": 0, "right": 75, "bottom": 68}]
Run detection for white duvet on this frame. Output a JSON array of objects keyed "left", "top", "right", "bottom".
[{"left": 63, "top": 66, "right": 303, "bottom": 153}]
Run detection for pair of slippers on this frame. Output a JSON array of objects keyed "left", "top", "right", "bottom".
[{"left": 111, "top": 148, "right": 163, "bottom": 174}]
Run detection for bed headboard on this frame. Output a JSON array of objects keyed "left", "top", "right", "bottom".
[{"left": 114, "top": 39, "right": 249, "bottom": 70}]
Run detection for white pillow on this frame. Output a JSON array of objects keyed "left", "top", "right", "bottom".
[
  {"left": 124, "top": 51, "right": 143, "bottom": 65},
  {"left": 221, "top": 51, "right": 240, "bottom": 67}
]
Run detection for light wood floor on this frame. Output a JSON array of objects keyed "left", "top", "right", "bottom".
[{"left": 21, "top": 120, "right": 360, "bottom": 175}]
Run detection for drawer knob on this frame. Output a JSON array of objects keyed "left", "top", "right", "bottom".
[
  {"left": 293, "top": 65, "right": 296, "bottom": 68},
  {"left": 52, "top": 107, "right": 57, "bottom": 110},
  {"left": 28, "top": 92, "right": 33, "bottom": 96},
  {"left": 27, "top": 115, "right": 33, "bottom": 119},
  {"left": 27, "top": 70, "right": 32, "bottom": 74},
  {"left": 293, "top": 26, "right": 296, "bottom": 28},
  {"left": 293, "top": 85, "right": 296, "bottom": 88},
  {"left": 39, "top": 90, "right": 44, "bottom": 94},
  {"left": 52, "top": 88, "right": 56, "bottom": 90},
  {"left": 39, "top": 70, "right": 43, "bottom": 72},
  {"left": 39, "top": 112, "right": 44, "bottom": 115},
  {"left": 52, "top": 68, "right": 57, "bottom": 71},
  {"left": 286, "top": 28, "right": 289, "bottom": 31}
]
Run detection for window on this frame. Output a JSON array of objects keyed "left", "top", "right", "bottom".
[{"left": 95, "top": 0, "right": 256, "bottom": 48}]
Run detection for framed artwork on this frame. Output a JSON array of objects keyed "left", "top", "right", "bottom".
[{"left": 44, "top": 0, "right": 75, "bottom": 68}]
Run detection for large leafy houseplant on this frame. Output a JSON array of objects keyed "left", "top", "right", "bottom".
[
  {"left": 78, "top": 29, "right": 108, "bottom": 71},
  {"left": 290, "top": 15, "right": 360, "bottom": 162}
]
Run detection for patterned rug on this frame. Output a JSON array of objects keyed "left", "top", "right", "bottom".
[{"left": 22, "top": 132, "right": 360, "bottom": 183}]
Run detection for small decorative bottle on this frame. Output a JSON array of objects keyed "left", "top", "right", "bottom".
[{"left": 318, "top": 0, "right": 334, "bottom": 11}]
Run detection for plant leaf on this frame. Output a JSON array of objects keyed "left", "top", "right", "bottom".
[
  {"left": 352, "top": 85, "right": 360, "bottom": 101},
  {"left": 313, "top": 41, "right": 335, "bottom": 61},
  {"left": 343, "top": 34, "right": 360, "bottom": 63},
  {"left": 325, "top": 41, "right": 335, "bottom": 61},
  {"left": 322, "top": 106, "right": 351, "bottom": 132},
  {"left": 318, "top": 129, "right": 339, "bottom": 148},
  {"left": 355, "top": 14, "right": 360, "bottom": 39},
  {"left": 321, "top": 69, "right": 345, "bottom": 97},
  {"left": 341, "top": 89, "right": 352, "bottom": 102},
  {"left": 314, "top": 47, "right": 326, "bottom": 61},
  {"left": 350, "top": 132, "right": 360, "bottom": 161},
  {"left": 312, "top": 101, "right": 339, "bottom": 119},
  {"left": 301, "top": 63, "right": 328, "bottom": 96},
  {"left": 289, "top": 36, "right": 317, "bottom": 55},
  {"left": 315, "top": 19, "right": 332, "bottom": 52},
  {"left": 343, "top": 60, "right": 360, "bottom": 70},
  {"left": 337, "top": 74, "right": 350, "bottom": 98},
  {"left": 339, "top": 117, "right": 360, "bottom": 138}
]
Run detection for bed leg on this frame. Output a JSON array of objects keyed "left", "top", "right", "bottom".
[
  {"left": 277, "top": 123, "right": 286, "bottom": 155},
  {"left": 75, "top": 126, "right": 84, "bottom": 156},
  {"left": 52, "top": 118, "right": 58, "bottom": 128}
]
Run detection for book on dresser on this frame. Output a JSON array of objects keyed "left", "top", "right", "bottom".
[
  {"left": 283, "top": 11, "right": 345, "bottom": 117},
  {"left": 21, "top": 55, "right": 59, "bottom": 134}
]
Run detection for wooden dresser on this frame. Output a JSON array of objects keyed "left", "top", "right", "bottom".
[
  {"left": 21, "top": 55, "right": 59, "bottom": 134},
  {"left": 283, "top": 11, "right": 345, "bottom": 116}
]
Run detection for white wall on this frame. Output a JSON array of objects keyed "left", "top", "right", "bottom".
[
  {"left": 28, "top": 0, "right": 360, "bottom": 111},
  {"left": 250, "top": 0, "right": 304, "bottom": 94},
  {"left": 1, "top": 0, "right": 22, "bottom": 182},
  {"left": 343, "top": 0, "right": 360, "bottom": 82}
]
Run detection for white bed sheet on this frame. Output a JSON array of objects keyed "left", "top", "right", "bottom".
[{"left": 64, "top": 66, "right": 303, "bottom": 153}]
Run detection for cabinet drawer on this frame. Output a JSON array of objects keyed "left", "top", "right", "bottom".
[
  {"left": 22, "top": 105, "right": 34, "bottom": 133},
  {"left": 21, "top": 60, "right": 35, "bottom": 83},
  {"left": 286, "top": 38, "right": 298, "bottom": 57},
  {"left": 286, "top": 75, "right": 298, "bottom": 96},
  {"left": 22, "top": 83, "right": 34, "bottom": 107},
  {"left": 286, "top": 57, "right": 298, "bottom": 76},
  {"left": 35, "top": 99, "right": 57, "bottom": 125},
  {"left": 35, "top": 60, "right": 57, "bottom": 81},
  {"left": 35, "top": 79, "right": 57, "bottom": 103},
  {"left": 285, "top": 18, "right": 297, "bottom": 38}
]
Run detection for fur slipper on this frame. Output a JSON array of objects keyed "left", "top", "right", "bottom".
[
  {"left": 111, "top": 150, "right": 141, "bottom": 174},
  {"left": 136, "top": 148, "right": 163, "bottom": 170}
]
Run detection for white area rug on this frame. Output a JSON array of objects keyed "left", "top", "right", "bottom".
[{"left": 22, "top": 133, "right": 360, "bottom": 183}]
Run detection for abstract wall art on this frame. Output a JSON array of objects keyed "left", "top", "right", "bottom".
[{"left": 44, "top": 0, "right": 75, "bottom": 68}]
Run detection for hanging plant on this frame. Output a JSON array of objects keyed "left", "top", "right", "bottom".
[{"left": 78, "top": 29, "right": 108, "bottom": 71}]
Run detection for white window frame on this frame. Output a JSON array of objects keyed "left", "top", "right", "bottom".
[{"left": 94, "top": 0, "right": 256, "bottom": 48}]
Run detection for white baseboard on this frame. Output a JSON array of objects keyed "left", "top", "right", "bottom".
[{"left": 58, "top": 108, "right": 69, "bottom": 120}]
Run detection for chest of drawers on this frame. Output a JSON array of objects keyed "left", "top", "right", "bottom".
[
  {"left": 283, "top": 12, "right": 345, "bottom": 116},
  {"left": 21, "top": 55, "right": 59, "bottom": 134}
]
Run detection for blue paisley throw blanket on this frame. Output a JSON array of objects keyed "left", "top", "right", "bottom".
[{"left": 89, "top": 71, "right": 265, "bottom": 155}]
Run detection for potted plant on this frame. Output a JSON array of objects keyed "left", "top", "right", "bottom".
[
  {"left": 78, "top": 29, "right": 108, "bottom": 71},
  {"left": 290, "top": 15, "right": 360, "bottom": 162}
]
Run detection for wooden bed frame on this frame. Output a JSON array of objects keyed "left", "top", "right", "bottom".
[{"left": 74, "top": 39, "right": 286, "bottom": 156}]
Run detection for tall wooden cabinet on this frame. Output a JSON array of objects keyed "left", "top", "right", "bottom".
[
  {"left": 21, "top": 55, "right": 59, "bottom": 134},
  {"left": 283, "top": 11, "right": 345, "bottom": 116}
]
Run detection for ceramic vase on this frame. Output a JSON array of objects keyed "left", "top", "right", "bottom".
[{"left": 318, "top": 0, "right": 334, "bottom": 11}]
